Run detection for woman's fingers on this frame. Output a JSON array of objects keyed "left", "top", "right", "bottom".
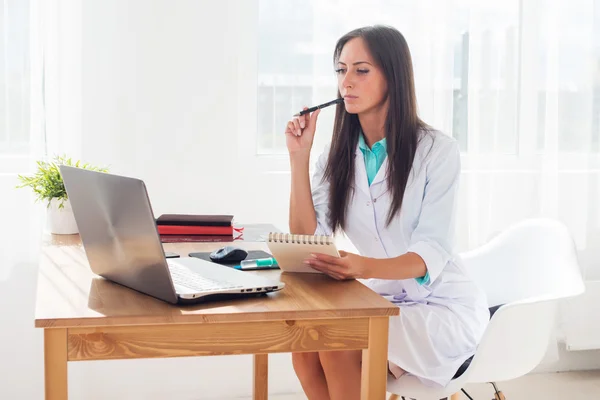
[
  {"left": 285, "top": 106, "right": 319, "bottom": 140},
  {"left": 299, "top": 107, "right": 308, "bottom": 129},
  {"left": 292, "top": 117, "right": 301, "bottom": 136},
  {"left": 285, "top": 121, "right": 296, "bottom": 136},
  {"left": 307, "top": 259, "right": 346, "bottom": 275},
  {"left": 305, "top": 108, "right": 321, "bottom": 132},
  {"left": 308, "top": 261, "right": 346, "bottom": 280}
]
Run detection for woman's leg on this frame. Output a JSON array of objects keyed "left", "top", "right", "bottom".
[
  {"left": 291, "top": 352, "right": 331, "bottom": 400},
  {"left": 318, "top": 350, "right": 363, "bottom": 400}
]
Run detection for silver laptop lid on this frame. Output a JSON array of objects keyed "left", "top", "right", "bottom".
[{"left": 60, "top": 165, "right": 178, "bottom": 304}]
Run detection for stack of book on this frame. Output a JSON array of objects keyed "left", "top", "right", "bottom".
[{"left": 156, "top": 214, "right": 236, "bottom": 242}]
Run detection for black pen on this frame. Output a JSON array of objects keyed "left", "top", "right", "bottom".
[{"left": 293, "top": 98, "right": 344, "bottom": 117}]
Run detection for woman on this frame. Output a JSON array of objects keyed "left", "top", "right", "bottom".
[{"left": 284, "top": 25, "right": 489, "bottom": 400}]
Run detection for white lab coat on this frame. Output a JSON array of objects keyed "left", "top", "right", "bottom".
[{"left": 311, "top": 130, "right": 489, "bottom": 387}]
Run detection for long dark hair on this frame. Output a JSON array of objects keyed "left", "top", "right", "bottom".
[{"left": 323, "top": 25, "right": 430, "bottom": 233}]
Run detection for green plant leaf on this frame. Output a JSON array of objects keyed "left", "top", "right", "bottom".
[{"left": 16, "top": 154, "right": 109, "bottom": 205}]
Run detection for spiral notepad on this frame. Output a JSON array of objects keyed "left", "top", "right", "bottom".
[{"left": 266, "top": 232, "right": 340, "bottom": 273}]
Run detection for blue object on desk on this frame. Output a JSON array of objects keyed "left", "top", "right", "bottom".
[{"left": 234, "top": 257, "right": 279, "bottom": 270}]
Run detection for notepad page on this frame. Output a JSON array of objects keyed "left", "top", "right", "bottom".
[{"left": 267, "top": 238, "right": 340, "bottom": 273}]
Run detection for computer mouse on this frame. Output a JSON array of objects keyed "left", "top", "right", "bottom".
[{"left": 209, "top": 246, "right": 248, "bottom": 263}]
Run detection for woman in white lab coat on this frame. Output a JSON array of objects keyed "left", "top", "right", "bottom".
[{"left": 285, "top": 25, "right": 490, "bottom": 400}]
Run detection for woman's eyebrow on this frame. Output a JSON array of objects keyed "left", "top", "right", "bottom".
[{"left": 337, "top": 61, "right": 373, "bottom": 66}]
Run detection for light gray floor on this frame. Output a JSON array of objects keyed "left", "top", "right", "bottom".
[{"left": 236, "top": 370, "right": 600, "bottom": 400}]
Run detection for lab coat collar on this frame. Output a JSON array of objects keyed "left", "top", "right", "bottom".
[
  {"left": 354, "top": 147, "right": 371, "bottom": 197},
  {"left": 354, "top": 143, "right": 388, "bottom": 196}
]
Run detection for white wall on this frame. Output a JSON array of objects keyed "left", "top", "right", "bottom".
[
  {"left": 79, "top": 0, "right": 292, "bottom": 226},
  {"left": 0, "top": 177, "right": 45, "bottom": 400},
  {"left": 2, "top": 1, "right": 302, "bottom": 399},
  {"left": 1, "top": 1, "right": 599, "bottom": 399},
  {"left": 77, "top": 0, "right": 300, "bottom": 399}
]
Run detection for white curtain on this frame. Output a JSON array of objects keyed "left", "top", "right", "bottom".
[
  {"left": 258, "top": 0, "right": 599, "bottom": 274},
  {"left": 436, "top": 0, "right": 598, "bottom": 266},
  {"left": 0, "top": 2, "right": 46, "bottom": 397},
  {"left": 0, "top": 0, "right": 44, "bottom": 282},
  {"left": 441, "top": 0, "right": 599, "bottom": 350},
  {"left": 453, "top": 0, "right": 599, "bottom": 351},
  {"left": 258, "top": 0, "right": 599, "bottom": 350},
  {"left": 0, "top": 0, "right": 33, "bottom": 159}
]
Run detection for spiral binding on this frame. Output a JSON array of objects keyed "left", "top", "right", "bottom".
[{"left": 268, "top": 232, "right": 333, "bottom": 245}]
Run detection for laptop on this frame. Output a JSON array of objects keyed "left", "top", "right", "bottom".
[{"left": 59, "top": 165, "right": 285, "bottom": 305}]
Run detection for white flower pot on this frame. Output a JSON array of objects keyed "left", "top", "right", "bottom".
[{"left": 47, "top": 198, "right": 79, "bottom": 235}]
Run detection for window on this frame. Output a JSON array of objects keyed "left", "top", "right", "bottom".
[
  {"left": 255, "top": 0, "right": 600, "bottom": 277},
  {"left": 256, "top": 0, "right": 600, "bottom": 160},
  {"left": 0, "top": 0, "right": 31, "bottom": 157}
]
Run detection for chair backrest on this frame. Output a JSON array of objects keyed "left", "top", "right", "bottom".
[
  {"left": 459, "top": 218, "right": 584, "bottom": 307},
  {"left": 459, "top": 218, "right": 585, "bottom": 382}
]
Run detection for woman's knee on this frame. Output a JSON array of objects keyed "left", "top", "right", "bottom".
[
  {"left": 292, "top": 352, "right": 321, "bottom": 378},
  {"left": 318, "top": 350, "right": 362, "bottom": 369}
]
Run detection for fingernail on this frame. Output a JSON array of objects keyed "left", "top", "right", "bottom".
[
  {"left": 297, "top": 129, "right": 301, "bottom": 136},
  {"left": 310, "top": 254, "right": 317, "bottom": 258},
  {"left": 300, "top": 121, "right": 305, "bottom": 128},
  {"left": 304, "top": 260, "right": 311, "bottom": 265}
]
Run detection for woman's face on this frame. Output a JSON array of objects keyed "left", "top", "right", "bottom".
[{"left": 336, "top": 37, "right": 388, "bottom": 116}]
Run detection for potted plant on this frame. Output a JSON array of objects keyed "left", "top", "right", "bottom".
[{"left": 17, "top": 155, "right": 108, "bottom": 234}]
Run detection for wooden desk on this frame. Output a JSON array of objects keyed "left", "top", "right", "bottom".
[{"left": 35, "top": 235, "right": 399, "bottom": 399}]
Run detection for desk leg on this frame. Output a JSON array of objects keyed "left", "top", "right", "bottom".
[
  {"left": 361, "top": 317, "right": 389, "bottom": 400},
  {"left": 44, "top": 329, "right": 68, "bottom": 400},
  {"left": 253, "top": 354, "right": 268, "bottom": 400}
]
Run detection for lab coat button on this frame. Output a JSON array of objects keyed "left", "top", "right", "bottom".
[{"left": 366, "top": 201, "right": 371, "bottom": 206}]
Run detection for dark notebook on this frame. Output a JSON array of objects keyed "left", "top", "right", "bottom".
[
  {"left": 160, "top": 235, "right": 234, "bottom": 243},
  {"left": 156, "top": 214, "right": 233, "bottom": 227}
]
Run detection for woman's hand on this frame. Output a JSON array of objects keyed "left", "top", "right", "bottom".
[
  {"left": 285, "top": 107, "right": 321, "bottom": 155},
  {"left": 304, "top": 250, "right": 370, "bottom": 280}
]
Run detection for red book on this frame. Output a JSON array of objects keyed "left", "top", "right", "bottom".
[
  {"left": 157, "top": 225, "right": 233, "bottom": 235},
  {"left": 160, "top": 235, "right": 234, "bottom": 243},
  {"left": 156, "top": 214, "right": 233, "bottom": 227}
]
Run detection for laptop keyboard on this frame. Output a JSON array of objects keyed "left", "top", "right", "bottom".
[{"left": 168, "top": 262, "right": 244, "bottom": 292}]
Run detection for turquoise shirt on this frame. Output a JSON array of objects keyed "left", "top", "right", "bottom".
[
  {"left": 358, "top": 133, "right": 430, "bottom": 285},
  {"left": 358, "top": 134, "right": 387, "bottom": 186}
]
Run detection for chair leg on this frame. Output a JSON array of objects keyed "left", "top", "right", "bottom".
[
  {"left": 388, "top": 392, "right": 461, "bottom": 400},
  {"left": 490, "top": 382, "right": 506, "bottom": 400},
  {"left": 461, "top": 388, "right": 475, "bottom": 400}
]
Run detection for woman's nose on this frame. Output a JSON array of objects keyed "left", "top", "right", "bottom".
[{"left": 342, "top": 74, "right": 354, "bottom": 89}]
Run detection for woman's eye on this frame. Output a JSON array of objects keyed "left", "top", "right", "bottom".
[
  {"left": 335, "top": 68, "right": 346, "bottom": 74},
  {"left": 357, "top": 69, "right": 369, "bottom": 74}
]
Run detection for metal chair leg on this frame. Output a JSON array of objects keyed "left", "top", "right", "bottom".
[
  {"left": 461, "top": 387, "right": 475, "bottom": 400},
  {"left": 389, "top": 393, "right": 460, "bottom": 400},
  {"left": 491, "top": 382, "right": 506, "bottom": 400}
]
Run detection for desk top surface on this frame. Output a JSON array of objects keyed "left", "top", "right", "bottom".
[{"left": 35, "top": 234, "right": 398, "bottom": 328}]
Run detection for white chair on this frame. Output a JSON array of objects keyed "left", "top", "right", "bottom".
[{"left": 387, "top": 218, "right": 586, "bottom": 400}]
